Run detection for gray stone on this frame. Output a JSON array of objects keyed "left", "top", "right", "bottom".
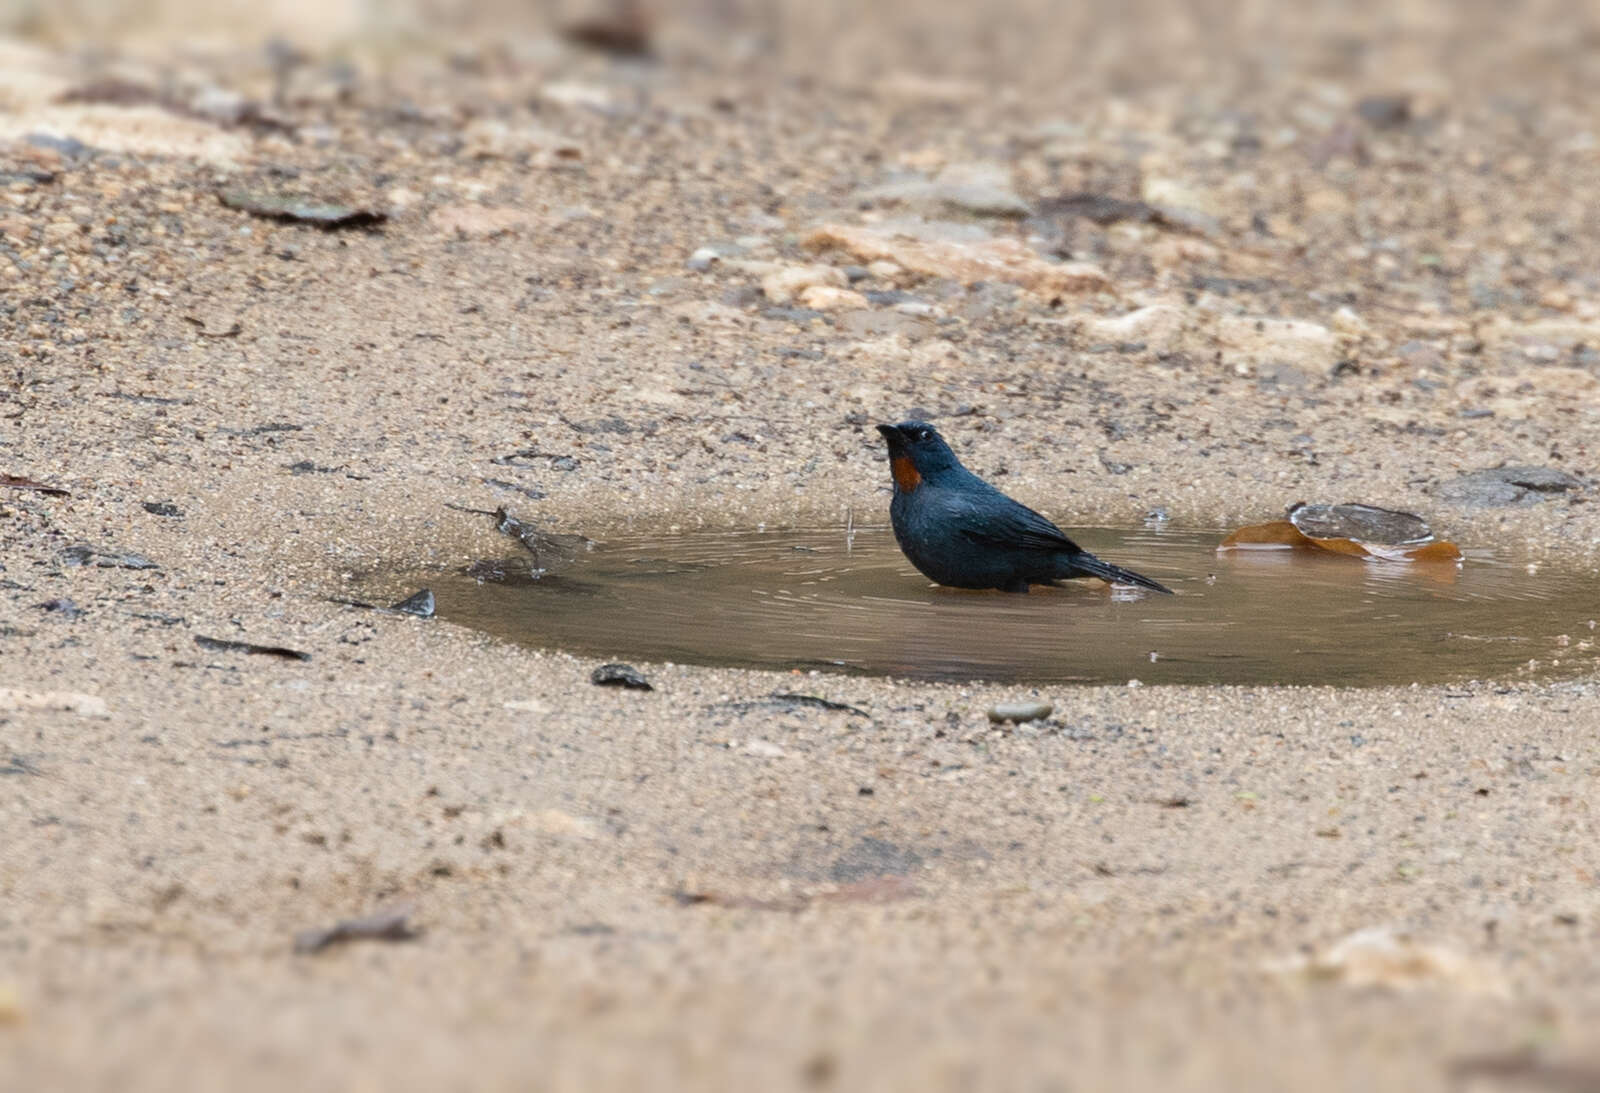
[
  {"left": 760, "top": 307, "right": 823, "bottom": 323},
  {"left": 591, "top": 663, "right": 652, "bottom": 690},
  {"left": 834, "top": 310, "right": 935, "bottom": 340},
  {"left": 829, "top": 837, "right": 922, "bottom": 882},
  {"left": 1433, "top": 465, "right": 1586, "bottom": 507},
  {"left": 1287, "top": 503, "right": 1433, "bottom": 545},
  {"left": 864, "top": 289, "right": 914, "bottom": 306}
]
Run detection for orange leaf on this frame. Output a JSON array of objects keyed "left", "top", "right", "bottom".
[{"left": 1218, "top": 521, "right": 1312, "bottom": 548}]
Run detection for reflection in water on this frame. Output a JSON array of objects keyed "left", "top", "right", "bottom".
[{"left": 387, "top": 526, "right": 1600, "bottom": 686}]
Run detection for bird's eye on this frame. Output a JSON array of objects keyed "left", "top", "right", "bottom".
[{"left": 916, "top": 429, "right": 931, "bottom": 441}]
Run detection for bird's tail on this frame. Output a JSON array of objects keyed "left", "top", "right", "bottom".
[{"left": 1069, "top": 552, "right": 1174, "bottom": 595}]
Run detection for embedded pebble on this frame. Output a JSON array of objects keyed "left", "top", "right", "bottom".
[
  {"left": 1434, "top": 466, "right": 1586, "bottom": 507},
  {"left": 761, "top": 306, "right": 823, "bottom": 324},
  {"left": 806, "top": 222, "right": 1108, "bottom": 296},
  {"left": 1216, "top": 314, "right": 1339, "bottom": 372},
  {"left": 591, "top": 663, "right": 653, "bottom": 691},
  {"left": 685, "top": 247, "right": 720, "bottom": 272},
  {"left": 1357, "top": 95, "right": 1413, "bottom": 129},
  {"left": 388, "top": 589, "right": 436, "bottom": 618},
  {"left": 760, "top": 264, "right": 847, "bottom": 305},
  {"left": 428, "top": 205, "right": 538, "bottom": 239},
  {"left": 1330, "top": 306, "right": 1370, "bottom": 336},
  {"left": 1077, "top": 304, "right": 1188, "bottom": 354},
  {"left": 61, "top": 544, "right": 159, "bottom": 569},
  {"left": 798, "top": 284, "right": 869, "bottom": 311},
  {"left": 1268, "top": 925, "right": 1507, "bottom": 997},
  {"left": 931, "top": 162, "right": 1031, "bottom": 216},
  {"left": 861, "top": 162, "right": 1031, "bottom": 218},
  {"left": 218, "top": 189, "right": 386, "bottom": 229},
  {"left": 0, "top": 688, "right": 109, "bottom": 717},
  {"left": 460, "top": 118, "right": 582, "bottom": 162},
  {"left": 987, "top": 701, "right": 1053, "bottom": 724}
]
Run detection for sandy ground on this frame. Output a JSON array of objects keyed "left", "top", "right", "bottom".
[{"left": 5, "top": 2, "right": 1600, "bottom": 1089}]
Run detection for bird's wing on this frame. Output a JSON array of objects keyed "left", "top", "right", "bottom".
[{"left": 947, "top": 485, "right": 1083, "bottom": 554}]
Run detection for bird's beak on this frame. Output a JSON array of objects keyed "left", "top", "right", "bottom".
[{"left": 875, "top": 423, "right": 901, "bottom": 446}]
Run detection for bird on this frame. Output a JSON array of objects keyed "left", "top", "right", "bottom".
[{"left": 875, "top": 421, "right": 1173, "bottom": 595}]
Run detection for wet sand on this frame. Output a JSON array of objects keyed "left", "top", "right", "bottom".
[{"left": 4, "top": 2, "right": 1600, "bottom": 1089}]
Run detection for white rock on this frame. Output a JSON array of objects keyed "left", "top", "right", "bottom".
[
  {"left": 0, "top": 104, "right": 250, "bottom": 165},
  {"left": 1149, "top": 236, "right": 1221, "bottom": 270},
  {"left": 461, "top": 118, "right": 581, "bottom": 161},
  {"left": 798, "top": 284, "right": 869, "bottom": 311},
  {"left": 686, "top": 246, "right": 720, "bottom": 272},
  {"left": 930, "top": 162, "right": 1031, "bottom": 216},
  {"left": 0, "top": 688, "right": 108, "bottom": 717},
  {"left": 806, "top": 223, "right": 1108, "bottom": 297},
  {"left": 1079, "top": 304, "right": 1189, "bottom": 353},
  {"left": 531, "top": 808, "right": 601, "bottom": 839},
  {"left": 428, "top": 205, "right": 538, "bottom": 239},
  {"left": 540, "top": 81, "right": 612, "bottom": 110},
  {"left": 1141, "top": 176, "right": 1219, "bottom": 216},
  {"left": 1267, "top": 925, "right": 1508, "bottom": 998},
  {"left": 1483, "top": 317, "right": 1600, "bottom": 351},
  {"left": 987, "top": 701, "right": 1053, "bottom": 724},
  {"left": 189, "top": 85, "right": 249, "bottom": 125},
  {"left": 862, "top": 165, "right": 1030, "bottom": 217},
  {"left": 761, "top": 264, "right": 848, "bottom": 305},
  {"left": 1217, "top": 314, "right": 1339, "bottom": 370},
  {"left": 1330, "top": 306, "right": 1370, "bottom": 336}
]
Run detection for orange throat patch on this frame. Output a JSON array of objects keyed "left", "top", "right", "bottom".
[{"left": 890, "top": 455, "right": 922, "bottom": 493}]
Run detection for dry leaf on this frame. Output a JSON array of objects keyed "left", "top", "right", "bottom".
[{"left": 1220, "top": 502, "right": 1461, "bottom": 562}]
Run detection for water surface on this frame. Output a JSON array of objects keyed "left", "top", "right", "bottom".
[{"left": 392, "top": 526, "right": 1600, "bottom": 686}]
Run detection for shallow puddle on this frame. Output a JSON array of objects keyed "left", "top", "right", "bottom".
[{"left": 389, "top": 527, "right": 1600, "bottom": 686}]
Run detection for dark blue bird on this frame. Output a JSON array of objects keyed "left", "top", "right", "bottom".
[{"left": 876, "top": 421, "right": 1173, "bottom": 595}]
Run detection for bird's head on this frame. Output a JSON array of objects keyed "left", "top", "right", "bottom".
[{"left": 875, "top": 420, "right": 959, "bottom": 492}]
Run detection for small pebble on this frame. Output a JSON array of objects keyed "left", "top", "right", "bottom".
[
  {"left": 987, "top": 701, "right": 1053, "bottom": 724},
  {"left": 799, "top": 285, "right": 868, "bottom": 311},
  {"left": 389, "top": 588, "right": 435, "bottom": 618},
  {"left": 591, "top": 663, "right": 653, "bottom": 691},
  {"left": 760, "top": 263, "right": 846, "bottom": 305},
  {"left": 685, "top": 246, "right": 719, "bottom": 272}
]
